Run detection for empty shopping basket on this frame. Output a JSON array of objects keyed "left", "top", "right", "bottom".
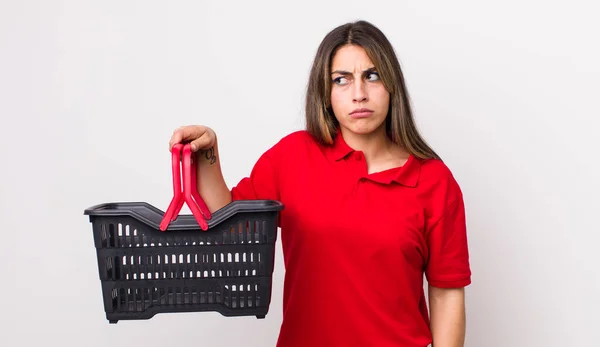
[{"left": 84, "top": 143, "right": 283, "bottom": 323}]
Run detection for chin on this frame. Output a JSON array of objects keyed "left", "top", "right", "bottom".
[{"left": 341, "top": 119, "right": 385, "bottom": 136}]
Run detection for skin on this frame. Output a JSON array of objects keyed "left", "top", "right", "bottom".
[
  {"left": 168, "top": 43, "right": 466, "bottom": 347},
  {"left": 429, "top": 286, "right": 467, "bottom": 347},
  {"left": 329, "top": 44, "right": 410, "bottom": 174}
]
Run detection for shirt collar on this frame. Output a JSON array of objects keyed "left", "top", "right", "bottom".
[
  {"left": 325, "top": 129, "right": 355, "bottom": 162},
  {"left": 324, "top": 128, "right": 422, "bottom": 187}
]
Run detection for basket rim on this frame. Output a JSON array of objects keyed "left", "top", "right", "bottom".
[{"left": 83, "top": 200, "right": 283, "bottom": 231}]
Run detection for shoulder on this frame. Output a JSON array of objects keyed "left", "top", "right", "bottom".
[
  {"left": 256, "top": 130, "right": 320, "bottom": 164},
  {"left": 278, "top": 130, "right": 318, "bottom": 146},
  {"left": 269, "top": 130, "right": 320, "bottom": 153},
  {"left": 418, "top": 158, "right": 464, "bottom": 202},
  {"left": 419, "top": 158, "right": 455, "bottom": 181}
]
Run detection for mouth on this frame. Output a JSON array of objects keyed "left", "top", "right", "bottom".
[{"left": 350, "top": 108, "right": 374, "bottom": 118}]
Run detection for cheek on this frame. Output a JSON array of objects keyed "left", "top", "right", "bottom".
[
  {"left": 372, "top": 86, "right": 390, "bottom": 109},
  {"left": 330, "top": 90, "right": 347, "bottom": 114}
]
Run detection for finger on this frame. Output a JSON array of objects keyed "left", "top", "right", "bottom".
[
  {"left": 179, "top": 126, "right": 206, "bottom": 143},
  {"left": 169, "top": 126, "right": 206, "bottom": 150},
  {"left": 190, "top": 133, "right": 212, "bottom": 152},
  {"left": 168, "top": 126, "right": 185, "bottom": 150},
  {"left": 168, "top": 130, "right": 182, "bottom": 151}
]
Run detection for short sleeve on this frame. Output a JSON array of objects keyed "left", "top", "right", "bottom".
[
  {"left": 230, "top": 145, "right": 280, "bottom": 202},
  {"left": 424, "top": 191, "right": 472, "bottom": 288}
]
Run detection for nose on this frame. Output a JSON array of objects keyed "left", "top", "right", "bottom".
[{"left": 352, "top": 79, "right": 368, "bottom": 103}]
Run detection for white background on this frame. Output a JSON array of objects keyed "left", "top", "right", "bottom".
[{"left": 1, "top": 1, "right": 599, "bottom": 346}]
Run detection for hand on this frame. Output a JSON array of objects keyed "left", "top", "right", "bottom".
[{"left": 169, "top": 125, "right": 217, "bottom": 153}]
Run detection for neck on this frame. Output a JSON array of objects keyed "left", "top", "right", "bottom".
[{"left": 340, "top": 125, "right": 393, "bottom": 161}]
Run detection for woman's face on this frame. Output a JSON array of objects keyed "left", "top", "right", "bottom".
[{"left": 330, "top": 44, "right": 390, "bottom": 136}]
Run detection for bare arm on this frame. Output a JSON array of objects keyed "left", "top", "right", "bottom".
[
  {"left": 195, "top": 137, "right": 232, "bottom": 212},
  {"left": 428, "top": 286, "right": 466, "bottom": 347}
]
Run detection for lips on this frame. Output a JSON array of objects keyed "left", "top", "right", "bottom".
[{"left": 350, "top": 108, "right": 374, "bottom": 118}]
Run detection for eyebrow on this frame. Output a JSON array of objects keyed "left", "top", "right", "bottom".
[{"left": 331, "top": 67, "right": 377, "bottom": 75}]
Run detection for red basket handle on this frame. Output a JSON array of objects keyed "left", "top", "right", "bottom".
[
  {"left": 182, "top": 144, "right": 211, "bottom": 229},
  {"left": 159, "top": 143, "right": 211, "bottom": 231},
  {"left": 159, "top": 144, "right": 183, "bottom": 231}
]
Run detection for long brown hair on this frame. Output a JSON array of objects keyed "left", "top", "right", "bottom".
[{"left": 305, "top": 20, "right": 440, "bottom": 160}]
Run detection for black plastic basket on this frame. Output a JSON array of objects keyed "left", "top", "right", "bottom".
[{"left": 84, "top": 143, "right": 283, "bottom": 323}]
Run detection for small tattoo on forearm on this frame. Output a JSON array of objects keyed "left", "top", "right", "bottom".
[{"left": 204, "top": 147, "right": 217, "bottom": 164}]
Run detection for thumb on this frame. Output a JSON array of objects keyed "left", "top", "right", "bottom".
[{"left": 190, "top": 135, "right": 211, "bottom": 152}]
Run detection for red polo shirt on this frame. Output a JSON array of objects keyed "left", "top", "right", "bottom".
[{"left": 231, "top": 130, "right": 471, "bottom": 347}]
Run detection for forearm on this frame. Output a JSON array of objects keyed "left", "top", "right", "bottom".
[
  {"left": 428, "top": 286, "right": 466, "bottom": 347},
  {"left": 195, "top": 138, "right": 232, "bottom": 212}
]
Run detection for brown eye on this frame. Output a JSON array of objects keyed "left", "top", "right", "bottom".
[
  {"left": 333, "top": 77, "right": 349, "bottom": 85},
  {"left": 366, "top": 72, "right": 380, "bottom": 81}
]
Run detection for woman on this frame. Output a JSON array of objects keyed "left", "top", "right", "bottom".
[{"left": 169, "top": 20, "right": 471, "bottom": 347}]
